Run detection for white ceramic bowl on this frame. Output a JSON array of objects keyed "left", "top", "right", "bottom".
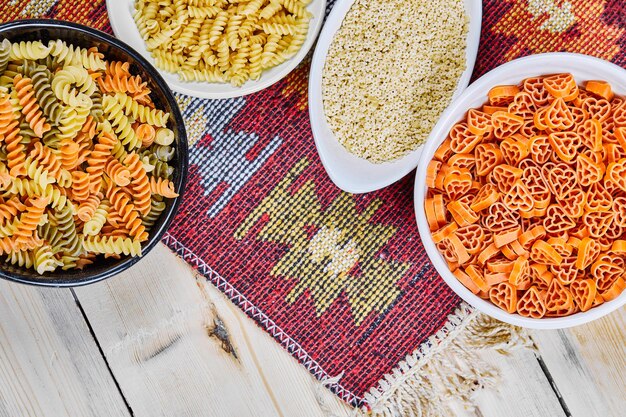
[
  {"left": 308, "top": 0, "right": 482, "bottom": 194},
  {"left": 414, "top": 53, "right": 626, "bottom": 329},
  {"left": 106, "top": 0, "right": 326, "bottom": 99}
]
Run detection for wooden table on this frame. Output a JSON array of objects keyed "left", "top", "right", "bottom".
[{"left": 0, "top": 243, "right": 623, "bottom": 417}]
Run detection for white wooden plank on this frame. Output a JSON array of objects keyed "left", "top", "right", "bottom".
[
  {"left": 74, "top": 244, "right": 352, "bottom": 417},
  {"left": 448, "top": 347, "right": 567, "bottom": 417},
  {"left": 0, "top": 280, "right": 130, "bottom": 417},
  {"left": 532, "top": 307, "right": 626, "bottom": 417}
]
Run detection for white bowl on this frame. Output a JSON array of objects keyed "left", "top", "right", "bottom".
[
  {"left": 308, "top": 0, "right": 482, "bottom": 194},
  {"left": 414, "top": 53, "right": 626, "bottom": 329},
  {"left": 106, "top": 0, "right": 326, "bottom": 99}
]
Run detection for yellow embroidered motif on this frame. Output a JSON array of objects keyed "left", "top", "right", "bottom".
[
  {"left": 528, "top": 0, "right": 576, "bottom": 33},
  {"left": 235, "top": 158, "right": 410, "bottom": 325}
]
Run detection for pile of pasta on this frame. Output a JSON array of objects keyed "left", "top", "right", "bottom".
[
  {"left": 426, "top": 73, "right": 626, "bottom": 318},
  {"left": 133, "top": 0, "right": 312, "bottom": 86},
  {"left": 0, "top": 38, "right": 178, "bottom": 275}
]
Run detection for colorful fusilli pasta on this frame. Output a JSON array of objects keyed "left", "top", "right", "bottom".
[{"left": 0, "top": 38, "right": 178, "bottom": 275}]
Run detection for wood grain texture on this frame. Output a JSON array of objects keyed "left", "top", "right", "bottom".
[
  {"left": 0, "top": 280, "right": 129, "bottom": 417},
  {"left": 448, "top": 347, "right": 567, "bottom": 417},
  {"left": 74, "top": 244, "right": 352, "bottom": 417},
  {"left": 532, "top": 307, "right": 626, "bottom": 417}
]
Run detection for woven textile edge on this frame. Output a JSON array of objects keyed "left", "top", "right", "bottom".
[{"left": 161, "top": 233, "right": 488, "bottom": 410}]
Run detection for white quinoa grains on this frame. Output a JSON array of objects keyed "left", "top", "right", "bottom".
[{"left": 322, "top": 0, "right": 469, "bottom": 163}]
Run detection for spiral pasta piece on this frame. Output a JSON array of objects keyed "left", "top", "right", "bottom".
[
  {"left": 149, "top": 177, "right": 179, "bottom": 198},
  {"left": 47, "top": 40, "right": 106, "bottom": 71},
  {"left": 9, "top": 41, "right": 50, "bottom": 60},
  {"left": 6, "top": 249, "right": 35, "bottom": 270},
  {"left": 102, "top": 95, "right": 141, "bottom": 150},
  {"left": 22, "top": 61, "right": 64, "bottom": 125},
  {"left": 51, "top": 65, "right": 94, "bottom": 108},
  {"left": 142, "top": 199, "right": 166, "bottom": 231},
  {"left": 54, "top": 205, "right": 82, "bottom": 256},
  {"left": 33, "top": 245, "right": 63, "bottom": 274},
  {"left": 0, "top": 39, "right": 11, "bottom": 74},
  {"left": 5, "top": 118, "right": 27, "bottom": 177},
  {"left": 82, "top": 235, "right": 142, "bottom": 256},
  {"left": 0, "top": 197, "right": 26, "bottom": 225},
  {"left": 106, "top": 157, "right": 131, "bottom": 187},
  {"left": 13, "top": 196, "right": 47, "bottom": 248},
  {"left": 77, "top": 193, "right": 101, "bottom": 222},
  {"left": 106, "top": 181, "right": 148, "bottom": 241},
  {"left": 125, "top": 153, "right": 152, "bottom": 216},
  {"left": 112, "top": 92, "right": 169, "bottom": 127},
  {"left": 84, "top": 199, "right": 110, "bottom": 236}
]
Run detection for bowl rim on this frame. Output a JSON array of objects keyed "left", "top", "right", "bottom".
[
  {"left": 308, "top": 0, "right": 482, "bottom": 194},
  {"left": 0, "top": 18, "right": 189, "bottom": 287},
  {"left": 106, "top": 0, "right": 328, "bottom": 99},
  {"left": 414, "top": 52, "right": 626, "bottom": 329}
]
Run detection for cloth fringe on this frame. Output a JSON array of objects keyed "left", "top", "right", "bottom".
[{"left": 318, "top": 304, "right": 534, "bottom": 417}]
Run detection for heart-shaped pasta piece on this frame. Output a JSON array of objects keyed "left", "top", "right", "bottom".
[
  {"left": 443, "top": 167, "right": 472, "bottom": 200},
  {"left": 606, "top": 158, "right": 626, "bottom": 192},
  {"left": 516, "top": 286, "right": 547, "bottom": 318},
  {"left": 489, "top": 282, "right": 518, "bottom": 314},
  {"left": 543, "top": 205, "right": 576, "bottom": 235},
  {"left": 528, "top": 135, "right": 553, "bottom": 164},
  {"left": 575, "top": 152, "right": 605, "bottom": 187},
  {"left": 488, "top": 85, "right": 520, "bottom": 107},
  {"left": 467, "top": 108, "right": 493, "bottom": 136},
  {"left": 492, "top": 111, "right": 524, "bottom": 139},
  {"left": 503, "top": 180, "right": 534, "bottom": 212},
  {"left": 508, "top": 91, "right": 537, "bottom": 119},
  {"left": 591, "top": 259, "right": 624, "bottom": 293},
  {"left": 581, "top": 96, "right": 611, "bottom": 122},
  {"left": 434, "top": 138, "right": 454, "bottom": 161},
  {"left": 474, "top": 143, "right": 503, "bottom": 176},
  {"left": 543, "top": 73, "right": 577, "bottom": 99},
  {"left": 576, "top": 118, "right": 603, "bottom": 151},
  {"left": 550, "top": 255, "right": 581, "bottom": 285},
  {"left": 548, "top": 131, "right": 581, "bottom": 162},
  {"left": 500, "top": 137, "right": 529, "bottom": 165},
  {"left": 600, "top": 276, "right": 626, "bottom": 302},
  {"left": 612, "top": 197, "right": 626, "bottom": 227},
  {"left": 557, "top": 188, "right": 586, "bottom": 218},
  {"left": 465, "top": 264, "right": 490, "bottom": 293},
  {"left": 585, "top": 80, "right": 613, "bottom": 101},
  {"left": 544, "top": 163, "right": 577, "bottom": 199},
  {"left": 448, "top": 153, "right": 476, "bottom": 171},
  {"left": 481, "top": 201, "right": 520, "bottom": 233},
  {"left": 490, "top": 164, "right": 523, "bottom": 193},
  {"left": 470, "top": 183, "right": 500, "bottom": 212},
  {"left": 508, "top": 256, "right": 531, "bottom": 290},
  {"left": 523, "top": 76, "right": 550, "bottom": 106},
  {"left": 530, "top": 240, "right": 563, "bottom": 266},
  {"left": 544, "top": 279, "right": 574, "bottom": 312},
  {"left": 613, "top": 101, "right": 626, "bottom": 127},
  {"left": 603, "top": 143, "right": 626, "bottom": 164},
  {"left": 570, "top": 279, "right": 597, "bottom": 312},
  {"left": 575, "top": 237, "right": 602, "bottom": 270},
  {"left": 568, "top": 105, "right": 588, "bottom": 126},
  {"left": 455, "top": 224, "right": 485, "bottom": 255},
  {"left": 431, "top": 222, "right": 458, "bottom": 243},
  {"left": 583, "top": 211, "right": 614, "bottom": 238},
  {"left": 544, "top": 98, "right": 574, "bottom": 130},
  {"left": 449, "top": 122, "right": 482, "bottom": 154}
]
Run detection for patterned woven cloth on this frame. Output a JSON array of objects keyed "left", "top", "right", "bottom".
[{"left": 2, "top": 0, "right": 626, "bottom": 411}]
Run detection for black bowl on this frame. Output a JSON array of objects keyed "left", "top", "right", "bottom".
[{"left": 0, "top": 19, "right": 189, "bottom": 287}]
